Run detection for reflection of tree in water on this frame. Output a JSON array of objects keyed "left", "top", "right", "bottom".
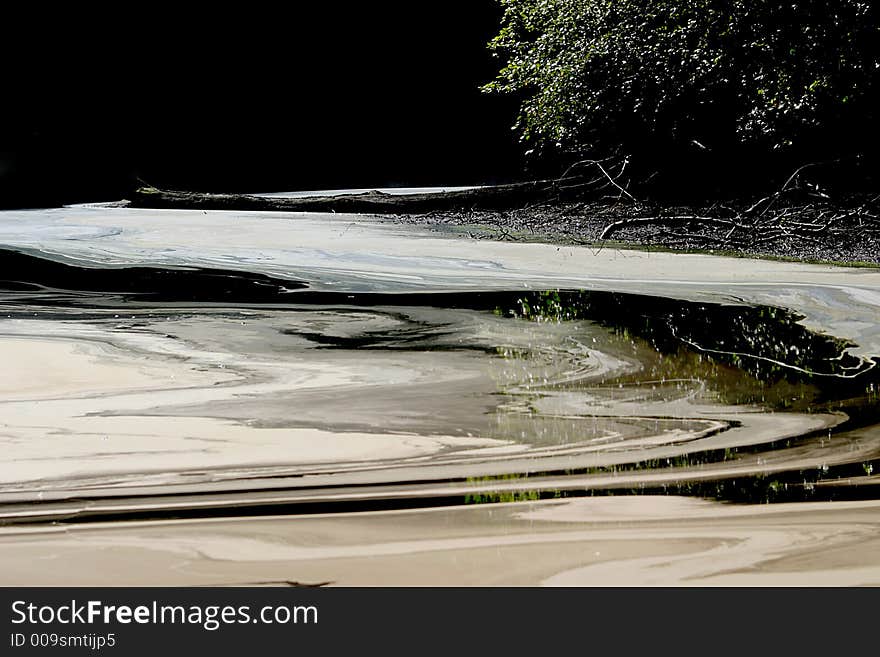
[
  {"left": 502, "top": 289, "right": 878, "bottom": 407},
  {"left": 276, "top": 287, "right": 880, "bottom": 505},
  {"left": 480, "top": 289, "right": 880, "bottom": 503},
  {"left": 272, "top": 286, "right": 876, "bottom": 410}
]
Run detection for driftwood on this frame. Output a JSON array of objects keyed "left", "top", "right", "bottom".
[
  {"left": 599, "top": 215, "right": 751, "bottom": 240},
  {"left": 127, "top": 162, "right": 880, "bottom": 264},
  {"left": 130, "top": 179, "right": 585, "bottom": 214}
]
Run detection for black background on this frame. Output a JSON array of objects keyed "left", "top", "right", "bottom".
[{"left": 0, "top": 3, "right": 522, "bottom": 208}]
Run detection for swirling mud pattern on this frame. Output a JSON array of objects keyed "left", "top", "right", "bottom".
[{"left": 0, "top": 206, "right": 879, "bottom": 585}]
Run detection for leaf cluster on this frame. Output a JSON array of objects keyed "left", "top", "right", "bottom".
[{"left": 484, "top": 1, "right": 880, "bottom": 173}]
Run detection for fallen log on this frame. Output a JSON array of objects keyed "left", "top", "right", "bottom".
[{"left": 130, "top": 179, "right": 585, "bottom": 214}]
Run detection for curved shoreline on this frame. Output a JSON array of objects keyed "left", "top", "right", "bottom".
[{"left": 1, "top": 205, "right": 879, "bottom": 585}]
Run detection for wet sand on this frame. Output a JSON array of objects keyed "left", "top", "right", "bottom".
[
  {"left": 0, "top": 303, "right": 853, "bottom": 502},
  {"left": 0, "top": 205, "right": 879, "bottom": 585},
  {"left": 1, "top": 497, "right": 878, "bottom": 586}
]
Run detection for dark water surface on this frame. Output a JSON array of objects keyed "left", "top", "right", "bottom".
[
  {"left": 1, "top": 249, "right": 878, "bottom": 526},
  {"left": 2, "top": 207, "right": 880, "bottom": 584}
]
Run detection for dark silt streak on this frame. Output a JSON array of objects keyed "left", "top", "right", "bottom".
[{"left": 0, "top": 248, "right": 307, "bottom": 301}]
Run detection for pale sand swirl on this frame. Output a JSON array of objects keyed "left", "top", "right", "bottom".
[
  {"left": 0, "top": 205, "right": 878, "bottom": 585},
  {"left": 0, "top": 497, "right": 878, "bottom": 586}
]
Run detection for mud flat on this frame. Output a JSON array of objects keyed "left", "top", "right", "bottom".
[
  {"left": 1, "top": 497, "right": 879, "bottom": 586},
  {"left": 0, "top": 204, "right": 878, "bottom": 585}
]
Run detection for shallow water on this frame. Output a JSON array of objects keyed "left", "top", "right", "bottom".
[{"left": 0, "top": 205, "right": 878, "bottom": 584}]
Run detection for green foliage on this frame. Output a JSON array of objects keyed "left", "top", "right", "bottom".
[
  {"left": 483, "top": 1, "right": 880, "bottom": 164},
  {"left": 464, "top": 474, "right": 542, "bottom": 504}
]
